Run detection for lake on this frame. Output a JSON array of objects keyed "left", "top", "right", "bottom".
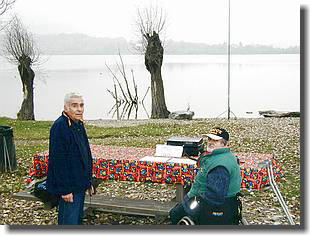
[{"left": 0, "top": 54, "right": 300, "bottom": 120}]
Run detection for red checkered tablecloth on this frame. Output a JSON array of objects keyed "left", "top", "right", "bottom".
[{"left": 26, "top": 145, "right": 284, "bottom": 190}]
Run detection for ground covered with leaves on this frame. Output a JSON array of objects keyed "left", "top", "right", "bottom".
[{"left": 0, "top": 117, "right": 301, "bottom": 226}]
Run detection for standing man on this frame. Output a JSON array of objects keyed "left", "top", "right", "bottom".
[
  {"left": 170, "top": 127, "right": 242, "bottom": 225},
  {"left": 47, "top": 92, "right": 94, "bottom": 225}
]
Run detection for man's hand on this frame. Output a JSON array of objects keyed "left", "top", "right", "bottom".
[{"left": 61, "top": 193, "right": 73, "bottom": 203}]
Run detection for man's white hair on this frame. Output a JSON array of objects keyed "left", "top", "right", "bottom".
[{"left": 64, "top": 92, "right": 83, "bottom": 106}]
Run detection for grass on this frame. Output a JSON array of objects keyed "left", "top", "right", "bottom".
[
  {"left": 0, "top": 117, "right": 52, "bottom": 140},
  {"left": 0, "top": 116, "right": 301, "bottom": 225},
  {"left": 0, "top": 118, "right": 212, "bottom": 140}
]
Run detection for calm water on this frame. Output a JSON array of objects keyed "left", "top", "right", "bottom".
[{"left": 0, "top": 54, "right": 300, "bottom": 120}]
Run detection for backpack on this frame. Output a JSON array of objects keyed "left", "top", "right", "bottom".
[
  {"left": 32, "top": 179, "right": 59, "bottom": 209},
  {"left": 31, "top": 177, "right": 103, "bottom": 209}
]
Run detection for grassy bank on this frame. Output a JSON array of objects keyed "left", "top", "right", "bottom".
[{"left": 0, "top": 117, "right": 301, "bottom": 225}]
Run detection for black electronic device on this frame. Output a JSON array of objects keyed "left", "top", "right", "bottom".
[{"left": 166, "top": 136, "right": 204, "bottom": 157}]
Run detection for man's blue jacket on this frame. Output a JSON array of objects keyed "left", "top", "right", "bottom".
[{"left": 46, "top": 113, "right": 93, "bottom": 196}]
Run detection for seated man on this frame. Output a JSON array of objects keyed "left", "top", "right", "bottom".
[{"left": 170, "top": 127, "right": 242, "bottom": 225}]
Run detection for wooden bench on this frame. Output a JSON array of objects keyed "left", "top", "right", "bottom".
[
  {"left": 12, "top": 190, "right": 178, "bottom": 218},
  {"left": 12, "top": 191, "right": 250, "bottom": 225}
]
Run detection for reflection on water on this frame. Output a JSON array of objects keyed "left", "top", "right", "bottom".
[{"left": 0, "top": 54, "right": 300, "bottom": 120}]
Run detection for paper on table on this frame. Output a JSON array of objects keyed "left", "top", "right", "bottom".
[{"left": 155, "top": 144, "right": 183, "bottom": 158}]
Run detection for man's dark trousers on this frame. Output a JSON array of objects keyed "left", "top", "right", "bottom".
[
  {"left": 57, "top": 191, "right": 85, "bottom": 225},
  {"left": 170, "top": 203, "right": 190, "bottom": 225}
]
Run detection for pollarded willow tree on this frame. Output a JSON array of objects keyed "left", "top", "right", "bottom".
[
  {"left": 3, "top": 16, "right": 40, "bottom": 120},
  {"left": 135, "top": 5, "right": 170, "bottom": 119}
]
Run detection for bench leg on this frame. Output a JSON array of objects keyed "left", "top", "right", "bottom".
[
  {"left": 175, "top": 184, "right": 185, "bottom": 202},
  {"left": 83, "top": 207, "right": 94, "bottom": 218},
  {"left": 154, "top": 214, "right": 170, "bottom": 224}
]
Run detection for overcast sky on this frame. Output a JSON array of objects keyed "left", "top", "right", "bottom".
[{"left": 6, "top": 0, "right": 301, "bottom": 47}]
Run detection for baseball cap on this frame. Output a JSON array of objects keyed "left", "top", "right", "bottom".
[{"left": 203, "top": 127, "right": 229, "bottom": 141}]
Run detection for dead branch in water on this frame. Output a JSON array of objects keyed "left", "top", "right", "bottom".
[{"left": 105, "top": 53, "right": 149, "bottom": 119}]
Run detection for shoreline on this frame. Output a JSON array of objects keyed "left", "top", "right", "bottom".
[{"left": 86, "top": 117, "right": 299, "bottom": 128}]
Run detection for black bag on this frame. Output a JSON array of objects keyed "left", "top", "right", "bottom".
[
  {"left": 32, "top": 179, "right": 59, "bottom": 209},
  {"left": 32, "top": 177, "right": 103, "bottom": 208},
  {"left": 198, "top": 193, "right": 243, "bottom": 225}
]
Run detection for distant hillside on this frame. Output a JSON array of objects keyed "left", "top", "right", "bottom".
[
  {"left": 164, "top": 40, "right": 300, "bottom": 55},
  {"left": 34, "top": 33, "right": 130, "bottom": 55},
  {"left": 0, "top": 33, "right": 299, "bottom": 55}
]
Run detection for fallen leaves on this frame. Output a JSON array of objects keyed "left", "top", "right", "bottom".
[{"left": 0, "top": 118, "right": 300, "bottom": 226}]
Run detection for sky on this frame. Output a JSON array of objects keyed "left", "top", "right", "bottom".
[{"left": 3, "top": 0, "right": 301, "bottom": 47}]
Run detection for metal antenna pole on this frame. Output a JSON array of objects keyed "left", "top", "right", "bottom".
[
  {"left": 215, "top": 0, "right": 237, "bottom": 120},
  {"left": 227, "top": 0, "right": 231, "bottom": 120}
]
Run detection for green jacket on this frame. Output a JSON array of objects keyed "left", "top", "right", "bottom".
[{"left": 188, "top": 147, "right": 241, "bottom": 198}]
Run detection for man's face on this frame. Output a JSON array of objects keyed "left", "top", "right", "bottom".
[
  {"left": 64, "top": 97, "right": 84, "bottom": 121},
  {"left": 206, "top": 138, "right": 223, "bottom": 151}
]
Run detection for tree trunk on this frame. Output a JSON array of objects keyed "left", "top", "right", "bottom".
[
  {"left": 150, "top": 68, "right": 169, "bottom": 118},
  {"left": 144, "top": 31, "right": 170, "bottom": 119},
  {"left": 17, "top": 57, "right": 35, "bottom": 120}
]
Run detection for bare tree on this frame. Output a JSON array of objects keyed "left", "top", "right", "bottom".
[
  {"left": 0, "top": 0, "right": 15, "bottom": 16},
  {"left": 135, "top": 5, "right": 170, "bottom": 119},
  {"left": 3, "top": 16, "right": 40, "bottom": 120}
]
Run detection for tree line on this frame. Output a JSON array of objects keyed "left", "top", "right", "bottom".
[{"left": 0, "top": 33, "right": 299, "bottom": 55}]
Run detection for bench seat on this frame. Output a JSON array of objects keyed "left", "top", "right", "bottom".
[{"left": 12, "top": 191, "right": 177, "bottom": 217}]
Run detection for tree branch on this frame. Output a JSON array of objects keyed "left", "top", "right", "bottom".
[
  {"left": 134, "top": 4, "right": 167, "bottom": 54},
  {"left": 3, "top": 15, "right": 40, "bottom": 66},
  {"left": 0, "top": 0, "right": 16, "bottom": 16}
]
